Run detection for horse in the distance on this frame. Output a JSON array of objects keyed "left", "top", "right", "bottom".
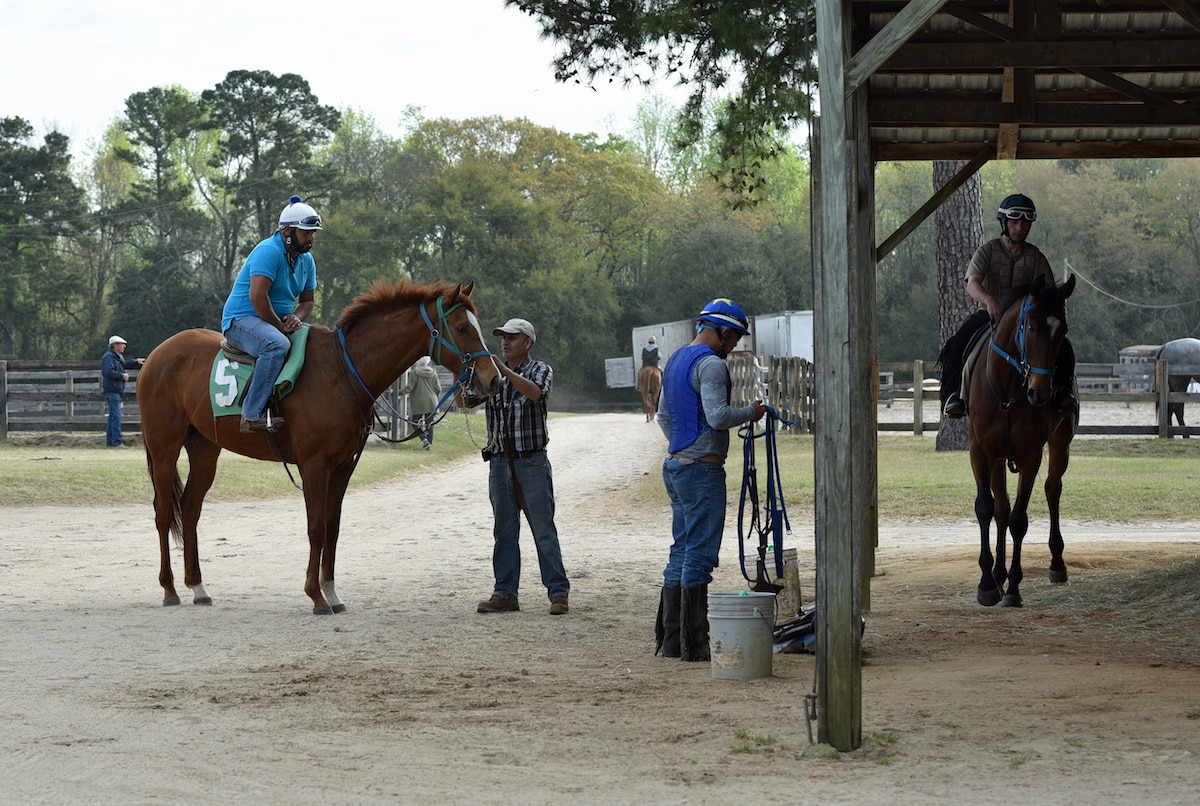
[
  {"left": 637, "top": 364, "right": 662, "bottom": 422},
  {"left": 136, "top": 280, "right": 500, "bottom": 614},
  {"left": 965, "top": 275, "right": 1076, "bottom": 607},
  {"left": 1155, "top": 337, "right": 1200, "bottom": 431}
]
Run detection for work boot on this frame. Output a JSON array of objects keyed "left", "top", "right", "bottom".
[
  {"left": 942, "top": 393, "right": 966, "bottom": 419},
  {"left": 654, "top": 586, "right": 681, "bottom": 658},
  {"left": 680, "top": 584, "right": 710, "bottom": 662}
]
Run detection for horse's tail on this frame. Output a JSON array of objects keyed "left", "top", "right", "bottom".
[{"left": 144, "top": 448, "right": 184, "bottom": 549}]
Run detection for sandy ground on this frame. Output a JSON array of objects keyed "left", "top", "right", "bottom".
[{"left": 2, "top": 407, "right": 1198, "bottom": 804}]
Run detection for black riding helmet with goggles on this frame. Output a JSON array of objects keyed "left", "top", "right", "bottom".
[{"left": 997, "top": 193, "right": 1037, "bottom": 237}]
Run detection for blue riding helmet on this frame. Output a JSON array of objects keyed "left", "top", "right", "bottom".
[
  {"left": 997, "top": 193, "right": 1037, "bottom": 223},
  {"left": 697, "top": 298, "right": 750, "bottom": 334}
]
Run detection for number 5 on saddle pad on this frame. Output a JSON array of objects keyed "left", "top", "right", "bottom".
[{"left": 209, "top": 327, "right": 310, "bottom": 421}]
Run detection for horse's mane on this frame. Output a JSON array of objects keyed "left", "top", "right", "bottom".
[
  {"left": 997, "top": 283, "right": 1033, "bottom": 315},
  {"left": 997, "top": 279, "right": 1067, "bottom": 318},
  {"left": 335, "top": 280, "right": 476, "bottom": 332}
]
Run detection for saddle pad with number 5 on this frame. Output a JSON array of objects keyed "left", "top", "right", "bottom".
[{"left": 209, "top": 327, "right": 311, "bottom": 419}]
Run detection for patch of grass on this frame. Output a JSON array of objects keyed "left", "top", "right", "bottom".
[
  {"left": 730, "top": 729, "right": 777, "bottom": 753},
  {"left": 621, "top": 432, "right": 1200, "bottom": 523},
  {"left": 866, "top": 730, "right": 898, "bottom": 746},
  {"left": 1009, "top": 753, "right": 1033, "bottom": 767},
  {"left": 1065, "top": 738, "right": 1084, "bottom": 748},
  {"left": 0, "top": 410, "right": 489, "bottom": 507},
  {"left": 8, "top": 416, "right": 1200, "bottom": 523}
]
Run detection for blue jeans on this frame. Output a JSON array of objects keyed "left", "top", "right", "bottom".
[
  {"left": 487, "top": 451, "right": 569, "bottom": 601},
  {"left": 224, "top": 316, "right": 289, "bottom": 420},
  {"left": 105, "top": 392, "right": 124, "bottom": 446},
  {"left": 662, "top": 457, "right": 728, "bottom": 587}
]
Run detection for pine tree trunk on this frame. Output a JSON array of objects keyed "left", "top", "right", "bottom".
[{"left": 934, "top": 161, "right": 983, "bottom": 452}]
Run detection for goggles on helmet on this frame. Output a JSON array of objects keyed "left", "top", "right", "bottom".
[
  {"left": 292, "top": 214, "right": 323, "bottom": 229},
  {"left": 999, "top": 207, "right": 1037, "bottom": 222}
]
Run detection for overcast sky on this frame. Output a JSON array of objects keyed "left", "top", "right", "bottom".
[{"left": 4, "top": 0, "right": 689, "bottom": 159}]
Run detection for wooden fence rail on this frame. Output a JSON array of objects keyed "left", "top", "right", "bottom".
[{"left": 5, "top": 357, "right": 1200, "bottom": 440}]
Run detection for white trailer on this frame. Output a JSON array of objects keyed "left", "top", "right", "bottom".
[{"left": 752, "top": 310, "right": 814, "bottom": 361}]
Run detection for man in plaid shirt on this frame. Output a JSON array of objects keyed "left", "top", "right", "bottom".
[{"left": 474, "top": 317, "right": 570, "bottom": 616}]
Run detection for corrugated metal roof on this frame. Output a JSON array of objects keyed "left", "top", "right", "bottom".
[{"left": 863, "top": 1, "right": 1200, "bottom": 161}]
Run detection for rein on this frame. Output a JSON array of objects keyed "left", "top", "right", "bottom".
[{"left": 736, "top": 407, "right": 797, "bottom": 592}]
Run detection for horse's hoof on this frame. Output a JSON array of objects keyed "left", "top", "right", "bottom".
[
  {"left": 193, "top": 596, "right": 212, "bottom": 606},
  {"left": 1049, "top": 569, "right": 1068, "bottom": 584},
  {"left": 332, "top": 603, "right": 348, "bottom": 614},
  {"left": 1001, "top": 593, "right": 1024, "bottom": 608},
  {"left": 976, "top": 588, "right": 1001, "bottom": 607},
  {"left": 163, "top": 596, "right": 181, "bottom": 607},
  {"left": 313, "top": 606, "right": 334, "bottom": 616}
]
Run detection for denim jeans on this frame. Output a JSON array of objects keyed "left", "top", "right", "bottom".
[
  {"left": 661, "top": 457, "right": 728, "bottom": 587},
  {"left": 487, "top": 451, "right": 569, "bottom": 601},
  {"left": 224, "top": 315, "right": 289, "bottom": 420},
  {"left": 105, "top": 392, "right": 124, "bottom": 446}
]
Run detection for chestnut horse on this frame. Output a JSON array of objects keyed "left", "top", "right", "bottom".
[
  {"left": 136, "top": 280, "right": 500, "bottom": 614},
  {"left": 637, "top": 364, "right": 662, "bottom": 422},
  {"left": 967, "top": 275, "right": 1076, "bottom": 607}
]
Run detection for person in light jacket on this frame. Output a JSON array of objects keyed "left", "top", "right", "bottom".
[{"left": 401, "top": 356, "right": 442, "bottom": 449}]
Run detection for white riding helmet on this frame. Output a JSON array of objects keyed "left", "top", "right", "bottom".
[{"left": 278, "top": 195, "right": 323, "bottom": 231}]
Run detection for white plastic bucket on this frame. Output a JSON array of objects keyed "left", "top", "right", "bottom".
[{"left": 709, "top": 591, "right": 776, "bottom": 680}]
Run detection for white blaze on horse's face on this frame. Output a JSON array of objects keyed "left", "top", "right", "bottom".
[
  {"left": 1046, "top": 314, "right": 1063, "bottom": 340},
  {"left": 466, "top": 311, "right": 487, "bottom": 355}
]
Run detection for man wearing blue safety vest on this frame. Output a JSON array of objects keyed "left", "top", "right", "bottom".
[{"left": 655, "top": 298, "right": 767, "bottom": 661}]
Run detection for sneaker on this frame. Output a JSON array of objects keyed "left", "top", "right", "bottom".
[
  {"left": 942, "top": 394, "right": 966, "bottom": 419},
  {"left": 476, "top": 594, "right": 519, "bottom": 613},
  {"left": 549, "top": 596, "right": 569, "bottom": 615}
]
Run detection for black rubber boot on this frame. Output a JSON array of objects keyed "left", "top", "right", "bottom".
[
  {"left": 654, "top": 586, "right": 681, "bottom": 658},
  {"left": 680, "top": 584, "right": 710, "bottom": 662}
]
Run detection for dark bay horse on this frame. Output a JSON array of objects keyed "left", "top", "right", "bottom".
[
  {"left": 967, "top": 275, "right": 1076, "bottom": 607},
  {"left": 136, "top": 280, "right": 500, "bottom": 614},
  {"left": 637, "top": 364, "right": 662, "bottom": 422}
]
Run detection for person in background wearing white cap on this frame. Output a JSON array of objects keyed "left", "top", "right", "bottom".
[
  {"left": 220, "top": 195, "right": 322, "bottom": 432},
  {"left": 100, "top": 335, "right": 145, "bottom": 448},
  {"left": 472, "top": 317, "right": 571, "bottom": 616}
]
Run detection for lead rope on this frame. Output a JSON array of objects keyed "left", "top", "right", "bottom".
[{"left": 736, "top": 407, "right": 797, "bottom": 591}]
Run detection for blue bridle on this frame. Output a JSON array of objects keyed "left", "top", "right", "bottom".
[{"left": 988, "top": 293, "right": 1056, "bottom": 386}]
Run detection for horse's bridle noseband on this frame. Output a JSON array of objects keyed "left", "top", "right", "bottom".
[{"left": 989, "top": 293, "right": 1056, "bottom": 389}]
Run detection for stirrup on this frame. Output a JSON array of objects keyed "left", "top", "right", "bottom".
[{"left": 943, "top": 395, "right": 966, "bottom": 419}]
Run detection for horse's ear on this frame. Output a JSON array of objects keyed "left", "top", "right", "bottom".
[
  {"left": 462, "top": 280, "right": 475, "bottom": 298},
  {"left": 1031, "top": 275, "right": 1048, "bottom": 296},
  {"left": 1062, "top": 274, "right": 1076, "bottom": 299}
]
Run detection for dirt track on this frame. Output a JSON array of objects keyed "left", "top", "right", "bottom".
[{"left": 2, "top": 411, "right": 1198, "bottom": 804}]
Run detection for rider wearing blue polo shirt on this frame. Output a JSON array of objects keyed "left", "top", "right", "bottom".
[{"left": 221, "top": 195, "right": 321, "bottom": 432}]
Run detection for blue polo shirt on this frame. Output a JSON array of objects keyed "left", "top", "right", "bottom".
[{"left": 221, "top": 232, "right": 317, "bottom": 332}]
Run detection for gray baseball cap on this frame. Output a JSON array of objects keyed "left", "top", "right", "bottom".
[{"left": 492, "top": 318, "right": 536, "bottom": 341}]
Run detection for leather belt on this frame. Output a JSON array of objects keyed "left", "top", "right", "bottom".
[
  {"left": 483, "top": 448, "right": 544, "bottom": 461},
  {"left": 668, "top": 453, "right": 723, "bottom": 466}
]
